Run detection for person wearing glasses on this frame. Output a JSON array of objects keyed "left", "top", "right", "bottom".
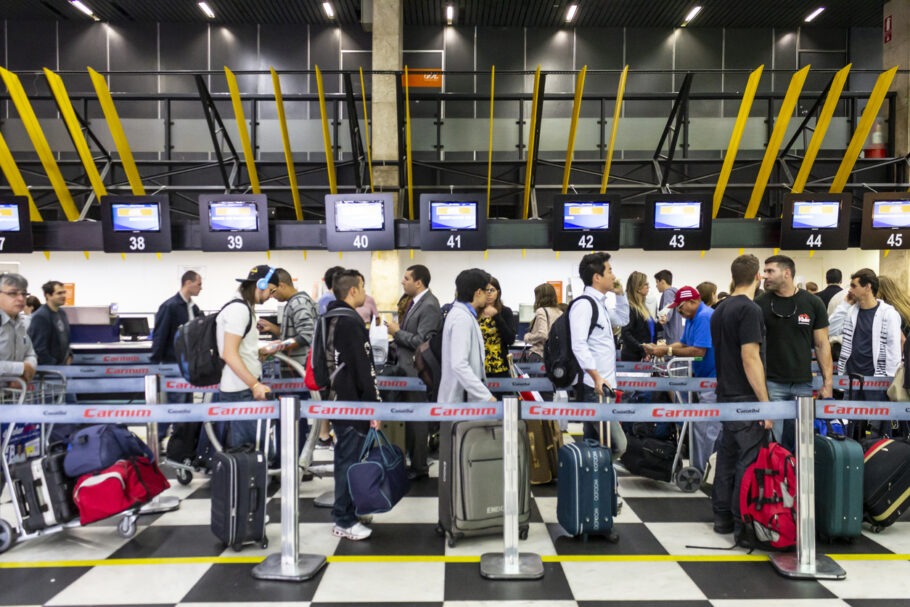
[
  {"left": 755, "top": 255, "right": 833, "bottom": 453},
  {"left": 0, "top": 273, "right": 37, "bottom": 384},
  {"left": 479, "top": 277, "right": 517, "bottom": 378},
  {"left": 216, "top": 265, "right": 279, "bottom": 448}
]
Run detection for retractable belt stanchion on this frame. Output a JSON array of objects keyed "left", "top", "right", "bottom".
[
  {"left": 480, "top": 396, "right": 544, "bottom": 580},
  {"left": 139, "top": 375, "right": 180, "bottom": 515},
  {"left": 769, "top": 395, "right": 845, "bottom": 580},
  {"left": 253, "top": 395, "right": 327, "bottom": 581}
]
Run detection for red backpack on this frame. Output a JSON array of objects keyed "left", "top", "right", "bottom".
[{"left": 739, "top": 441, "right": 797, "bottom": 551}]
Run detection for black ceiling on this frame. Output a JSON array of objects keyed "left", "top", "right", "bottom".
[{"left": 3, "top": 0, "right": 885, "bottom": 28}]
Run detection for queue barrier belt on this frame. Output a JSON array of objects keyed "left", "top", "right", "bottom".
[{"left": 816, "top": 400, "right": 910, "bottom": 420}]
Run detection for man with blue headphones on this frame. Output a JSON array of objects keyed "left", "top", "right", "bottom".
[{"left": 216, "top": 264, "right": 280, "bottom": 447}]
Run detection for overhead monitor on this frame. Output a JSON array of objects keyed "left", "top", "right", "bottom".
[
  {"left": 420, "top": 194, "right": 487, "bottom": 250},
  {"left": 325, "top": 193, "right": 396, "bottom": 251},
  {"left": 199, "top": 194, "right": 269, "bottom": 252},
  {"left": 551, "top": 195, "right": 621, "bottom": 251},
  {"left": 780, "top": 193, "right": 850, "bottom": 250},
  {"left": 861, "top": 192, "right": 910, "bottom": 250},
  {"left": 100, "top": 196, "right": 171, "bottom": 253},
  {"left": 0, "top": 197, "right": 32, "bottom": 254},
  {"left": 642, "top": 196, "right": 711, "bottom": 250}
]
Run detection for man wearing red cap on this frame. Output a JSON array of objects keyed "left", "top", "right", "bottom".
[{"left": 644, "top": 285, "right": 719, "bottom": 471}]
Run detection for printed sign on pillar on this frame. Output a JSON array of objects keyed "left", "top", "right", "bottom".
[{"left": 885, "top": 15, "right": 892, "bottom": 43}]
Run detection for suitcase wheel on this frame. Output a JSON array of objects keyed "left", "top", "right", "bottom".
[
  {"left": 0, "top": 519, "right": 17, "bottom": 554},
  {"left": 519, "top": 528, "right": 529, "bottom": 541},
  {"left": 871, "top": 524, "right": 885, "bottom": 534},
  {"left": 175, "top": 467, "right": 193, "bottom": 486},
  {"left": 447, "top": 535, "right": 456, "bottom": 548},
  {"left": 675, "top": 466, "right": 703, "bottom": 493},
  {"left": 117, "top": 516, "right": 137, "bottom": 539},
  {"left": 232, "top": 542, "right": 244, "bottom": 552},
  {"left": 260, "top": 539, "right": 269, "bottom": 550},
  {"left": 435, "top": 523, "right": 445, "bottom": 537}
]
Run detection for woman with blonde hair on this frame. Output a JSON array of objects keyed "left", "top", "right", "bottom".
[
  {"left": 878, "top": 275, "right": 910, "bottom": 339},
  {"left": 522, "top": 283, "right": 563, "bottom": 362},
  {"left": 621, "top": 271, "right": 660, "bottom": 362}
]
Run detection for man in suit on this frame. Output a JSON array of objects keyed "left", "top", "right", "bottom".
[
  {"left": 385, "top": 264, "right": 443, "bottom": 480},
  {"left": 437, "top": 268, "right": 496, "bottom": 405},
  {"left": 28, "top": 280, "right": 72, "bottom": 365}
]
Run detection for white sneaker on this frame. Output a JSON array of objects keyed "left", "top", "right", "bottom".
[{"left": 332, "top": 522, "right": 372, "bottom": 541}]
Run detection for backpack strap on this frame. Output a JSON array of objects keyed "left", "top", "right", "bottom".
[
  {"left": 218, "top": 298, "right": 255, "bottom": 338},
  {"left": 569, "top": 295, "right": 599, "bottom": 337}
]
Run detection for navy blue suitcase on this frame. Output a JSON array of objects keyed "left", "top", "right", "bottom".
[{"left": 556, "top": 438, "right": 618, "bottom": 539}]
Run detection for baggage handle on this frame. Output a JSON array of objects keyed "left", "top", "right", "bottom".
[{"left": 598, "top": 390, "right": 614, "bottom": 449}]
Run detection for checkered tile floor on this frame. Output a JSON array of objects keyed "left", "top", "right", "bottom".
[{"left": 2, "top": 430, "right": 910, "bottom": 607}]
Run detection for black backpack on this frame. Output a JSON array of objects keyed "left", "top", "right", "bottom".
[
  {"left": 309, "top": 307, "right": 363, "bottom": 391},
  {"left": 543, "top": 295, "right": 598, "bottom": 388},
  {"left": 174, "top": 299, "right": 253, "bottom": 387}
]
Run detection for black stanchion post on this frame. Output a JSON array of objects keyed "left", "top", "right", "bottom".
[
  {"left": 480, "top": 396, "right": 544, "bottom": 580},
  {"left": 253, "top": 395, "right": 326, "bottom": 581},
  {"left": 770, "top": 395, "right": 846, "bottom": 580}
]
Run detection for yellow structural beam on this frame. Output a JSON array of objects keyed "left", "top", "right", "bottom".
[
  {"left": 359, "top": 67, "right": 374, "bottom": 193},
  {"left": 314, "top": 65, "right": 337, "bottom": 195},
  {"left": 224, "top": 67, "right": 261, "bottom": 194},
  {"left": 713, "top": 65, "right": 763, "bottom": 217},
  {"left": 0, "top": 67, "right": 79, "bottom": 220},
  {"left": 793, "top": 65, "right": 851, "bottom": 194},
  {"left": 404, "top": 66, "right": 414, "bottom": 220},
  {"left": 487, "top": 66, "right": 495, "bottom": 216},
  {"left": 44, "top": 69, "right": 107, "bottom": 200},
  {"left": 744, "top": 65, "right": 810, "bottom": 219},
  {"left": 562, "top": 66, "right": 587, "bottom": 194},
  {"left": 270, "top": 68, "right": 303, "bottom": 220},
  {"left": 600, "top": 65, "right": 628, "bottom": 194},
  {"left": 830, "top": 66, "right": 898, "bottom": 194},
  {"left": 88, "top": 67, "right": 145, "bottom": 195},
  {"left": 0, "top": 131, "right": 41, "bottom": 221},
  {"left": 522, "top": 65, "right": 542, "bottom": 219}
]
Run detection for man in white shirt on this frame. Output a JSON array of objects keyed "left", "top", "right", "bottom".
[{"left": 570, "top": 252, "right": 629, "bottom": 453}]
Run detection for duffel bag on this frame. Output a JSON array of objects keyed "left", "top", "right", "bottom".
[
  {"left": 347, "top": 429, "right": 410, "bottom": 516},
  {"left": 73, "top": 457, "right": 170, "bottom": 525},
  {"left": 64, "top": 425, "right": 154, "bottom": 478}
]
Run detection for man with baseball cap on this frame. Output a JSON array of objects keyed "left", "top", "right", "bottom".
[
  {"left": 643, "top": 285, "right": 719, "bottom": 471},
  {"left": 216, "top": 264, "right": 280, "bottom": 448}
]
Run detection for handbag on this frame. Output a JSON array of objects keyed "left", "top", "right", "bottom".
[
  {"left": 888, "top": 365, "right": 909, "bottom": 402},
  {"left": 346, "top": 429, "right": 410, "bottom": 516}
]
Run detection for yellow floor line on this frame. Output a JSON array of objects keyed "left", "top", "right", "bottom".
[{"left": 0, "top": 552, "right": 904, "bottom": 568}]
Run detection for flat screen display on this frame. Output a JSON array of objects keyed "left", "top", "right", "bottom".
[
  {"left": 0, "top": 204, "right": 20, "bottom": 232},
  {"left": 872, "top": 200, "right": 910, "bottom": 229},
  {"left": 111, "top": 203, "right": 160, "bottom": 232},
  {"left": 430, "top": 201, "right": 477, "bottom": 231},
  {"left": 209, "top": 201, "right": 259, "bottom": 231},
  {"left": 654, "top": 202, "right": 701, "bottom": 230},
  {"left": 335, "top": 200, "right": 386, "bottom": 232},
  {"left": 563, "top": 202, "right": 610, "bottom": 230},
  {"left": 792, "top": 201, "right": 840, "bottom": 229}
]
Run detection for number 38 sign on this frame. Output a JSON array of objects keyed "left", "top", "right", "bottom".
[{"left": 100, "top": 196, "right": 172, "bottom": 254}]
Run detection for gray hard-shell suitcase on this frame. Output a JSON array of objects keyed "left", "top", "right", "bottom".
[{"left": 436, "top": 420, "right": 531, "bottom": 547}]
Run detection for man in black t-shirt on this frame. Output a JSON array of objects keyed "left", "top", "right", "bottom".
[
  {"left": 756, "top": 255, "right": 833, "bottom": 452},
  {"left": 710, "top": 254, "right": 772, "bottom": 543}
]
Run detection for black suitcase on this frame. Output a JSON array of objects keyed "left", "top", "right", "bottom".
[
  {"left": 620, "top": 434, "right": 677, "bottom": 483},
  {"left": 210, "top": 448, "right": 269, "bottom": 551},
  {"left": 861, "top": 437, "right": 910, "bottom": 531},
  {"left": 10, "top": 451, "right": 78, "bottom": 533}
]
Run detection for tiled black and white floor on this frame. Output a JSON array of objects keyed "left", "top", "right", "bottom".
[{"left": 3, "top": 431, "right": 910, "bottom": 607}]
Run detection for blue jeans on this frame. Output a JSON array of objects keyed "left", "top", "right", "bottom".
[
  {"left": 333, "top": 424, "right": 367, "bottom": 528},
  {"left": 766, "top": 380, "right": 814, "bottom": 453},
  {"left": 219, "top": 389, "right": 267, "bottom": 450},
  {"left": 577, "top": 384, "right": 627, "bottom": 457},
  {"left": 690, "top": 390, "right": 722, "bottom": 473}
]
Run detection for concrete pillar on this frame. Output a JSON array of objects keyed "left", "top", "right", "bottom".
[
  {"left": 882, "top": 1, "right": 910, "bottom": 291},
  {"left": 371, "top": 0, "right": 403, "bottom": 199},
  {"left": 370, "top": 250, "right": 404, "bottom": 315}
]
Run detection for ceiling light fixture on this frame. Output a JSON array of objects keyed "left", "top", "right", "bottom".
[
  {"left": 683, "top": 5, "right": 702, "bottom": 25},
  {"left": 323, "top": 2, "right": 335, "bottom": 18},
  {"left": 70, "top": 0, "right": 94, "bottom": 17},
  {"left": 805, "top": 7, "right": 825, "bottom": 22},
  {"left": 197, "top": 2, "right": 215, "bottom": 19},
  {"left": 446, "top": 4, "right": 454, "bottom": 25},
  {"left": 566, "top": 4, "right": 578, "bottom": 22}
]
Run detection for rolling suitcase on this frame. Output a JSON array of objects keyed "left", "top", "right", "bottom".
[
  {"left": 10, "top": 451, "right": 78, "bottom": 533},
  {"left": 861, "top": 437, "right": 910, "bottom": 531},
  {"left": 437, "top": 420, "right": 531, "bottom": 548},
  {"left": 814, "top": 432, "right": 863, "bottom": 540},
  {"left": 527, "top": 420, "right": 562, "bottom": 485},
  {"left": 556, "top": 438, "right": 618, "bottom": 539},
  {"left": 210, "top": 422, "right": 269, "bottom": 551},
  {"left": 620, "top": 434, "right": 677, "bottom": 482}
]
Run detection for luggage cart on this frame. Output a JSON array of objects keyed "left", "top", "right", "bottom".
[
  {"left": 0, "top": 372, "right": 143, "bottom": 553},
  {"left": 652, "top": 357, "right": 703, "bottom": 493}
]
